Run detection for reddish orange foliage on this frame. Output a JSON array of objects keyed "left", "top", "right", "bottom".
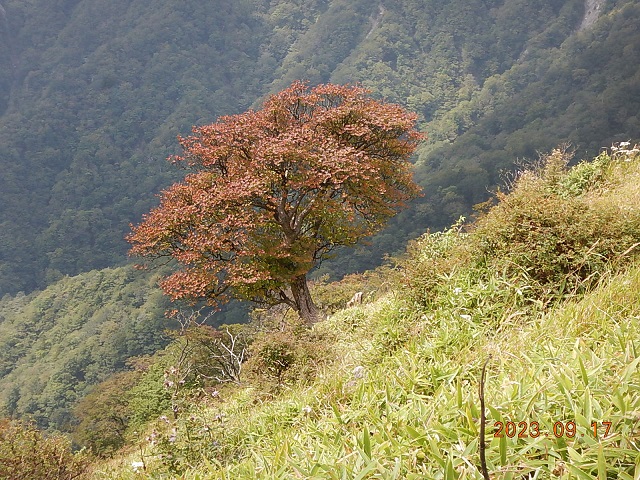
[{"left": 128, "top": 81, "right": 422, "bottom": 321}]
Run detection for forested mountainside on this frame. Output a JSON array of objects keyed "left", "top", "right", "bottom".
[
  {"left": 4, "top": 144, "right": 639, "bottom": 479},
  {"left": 0, "top": 266, "right": 174, "bottom": 431},
  {"left": 1, "top": 0, "right": 639, "bottom": 295}
]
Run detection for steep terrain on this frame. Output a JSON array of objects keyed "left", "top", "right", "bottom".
[
  {"left": 54, "top": 145, "right": 640, "bottom": 478},
  {"left": 1, "top": 0, "right": 640, "bottom": 449},
  {"left": 1, "top": 0, "right": 638, "bottom": 294},
  {"left": 579, "top": 0, "right": 606, "bottom": 30},
  {"left": 0, "top": 266, "right": 173, "bottom": 430}
]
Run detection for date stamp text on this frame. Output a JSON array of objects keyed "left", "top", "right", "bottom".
[{"left": 494, "top": 421, "right": 612, "bottom": 439}]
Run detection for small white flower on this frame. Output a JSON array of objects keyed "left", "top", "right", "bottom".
[
  {"left": 131, "top": 461, "right": 145, "bottom": 472},
  {"left": 302, "top": 405, "right": 312, "bottom": 414},
  {"left": 453, "top": 287, "right": 463, "bottom": 295}
]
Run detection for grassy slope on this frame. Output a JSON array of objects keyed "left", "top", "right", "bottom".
[{"left": 91, "top": 148, "right": 640, "bottom": 479}]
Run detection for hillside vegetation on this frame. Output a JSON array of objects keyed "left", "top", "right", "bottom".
[
  {"left": 1, "top": 0, "right": 640, "bottom": 476},
  {"left": 0, "top": 266, "right": 174, "bottom": 431},
  {"left": 1, "top": 0, "right": 640, "bottom": 293},
  {"left": 8, "top": 144, "right": 633, "bottom": 479}
]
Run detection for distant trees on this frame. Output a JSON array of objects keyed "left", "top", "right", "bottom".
[
  {"left": 2, "top": 0, "right": 637, "bottom": 296},
  {"left": 128, "top": 81, "right": 422, "bottom": 324},
  {"left": 0, "top": 266, "right": 174, "bottom": 433}
]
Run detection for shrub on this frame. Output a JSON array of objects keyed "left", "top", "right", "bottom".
[
  {"left": 72, "top": 370, "right": 141, "bottom": 456},
  {"left": 471, "top": 148, "right": 640, "bottom": 296},
  {"left": 175, "top": 323, "right": 251, "bottom": 385},
  {"left": 245, "top": 324, "right": 334, "bottom": 387},
  {"left": 399, "top": 216, "right": 472, "bottom": 308},
  {"left": 0, "top": 419, "right": 90, "bottom": 480},
  {"left": 125, "top": 359, "right": 173, "bottom": 433},
  {"left": 401, "top": 146, "right": 640, "bottom": 314}
]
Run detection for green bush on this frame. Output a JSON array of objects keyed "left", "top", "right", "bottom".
[
  {"left": 0, "top": 419, "right": 90, "bottom": 480},
  {"left": 471, "top": 148, "right": 640, "bottom": 296},
  {"left": 72, "top": 370, "right": 141, "bottom": 456},
  {"left": 403, "top": 147, "right": 640, "bottom": 312},
  {"left": 246, "top": 325, "right": 334, "bottom": 387},
  {"left": 400, "top": 216, "right": 470, "bottom": 308},
  {"left": 554, "top": 150, "right": 609, "bottom": 197},
  {"left": 125, "top": 359, "right": 172, "bottom": 434}
]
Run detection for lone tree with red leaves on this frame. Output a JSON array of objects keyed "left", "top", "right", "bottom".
[{"left": 128, "top": 82, "right": 422, "bottom": 325}]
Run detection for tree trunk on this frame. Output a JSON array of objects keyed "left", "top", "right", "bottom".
[{"left": 290, "top": 274, "right": 322, "bottom": 325}]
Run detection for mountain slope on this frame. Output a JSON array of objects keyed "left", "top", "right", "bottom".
[
  {"left": 0, "top": 0, "right": 282, "bottom": 293},
  {"left": 88, "top": 145, "right": 640, "bottom": 479},
  {"left": 2, "top": 0, "right": 639, "bottom": 294},
  {"left": 0, "top": 266, "right": 173, "bottom": 430}
]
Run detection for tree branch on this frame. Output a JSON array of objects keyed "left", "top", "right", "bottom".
[{"left": 479, "top": 355, "right": 492, "bottom": 480}]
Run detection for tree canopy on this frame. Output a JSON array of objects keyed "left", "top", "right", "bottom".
[
  {"left": 2, "top": 0, "right": 639, "bottom": 294},
  {"left": 128, "top": 82, "right": 422, "bottom": 323}
]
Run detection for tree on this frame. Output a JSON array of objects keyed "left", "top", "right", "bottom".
[
  {"left": 128, "top": 81, "right": 422, "bottom": 324},
  {"left": 71, "top": 370, "right": 139, "bottom": 456}
]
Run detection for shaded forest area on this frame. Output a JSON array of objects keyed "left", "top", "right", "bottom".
[
  {"left": 1, "top": 0, "right": 640, "bottom": 436},
  {"left": 1, "top": 0, "right": 638, "bottom": 295}
]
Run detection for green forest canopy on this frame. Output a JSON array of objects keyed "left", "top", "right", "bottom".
[
  {"left": 0, "top": 0, "right": 638, "bottom": 294},
  {"left": 1, "top": 0, "right": 640, "bottom": 439}
]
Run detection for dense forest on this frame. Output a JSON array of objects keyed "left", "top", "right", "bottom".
[
  {"left": 1, "top": 0, "right": 639, "bottom": 460},
  {"left": 2, "top": 0, "right": 639, "bottom": 295},
  {"left": 0, "top": 266, "right": 175, "bottom": 431}
]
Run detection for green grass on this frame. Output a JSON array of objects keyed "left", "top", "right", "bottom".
[
  {"left": 93, "top": 269, "right": 640, "bottom": 479},
  {"left": 89, "top": 147, "right": 640, "bottom": 479}
]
